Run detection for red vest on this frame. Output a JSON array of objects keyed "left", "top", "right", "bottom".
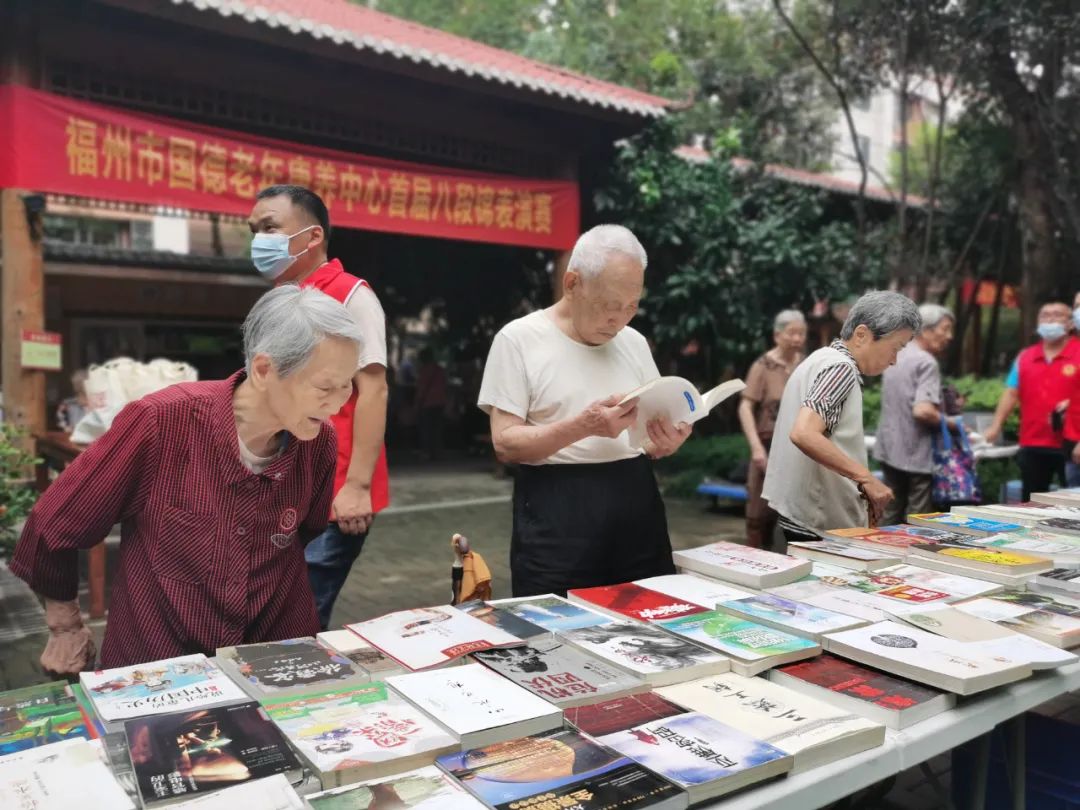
[
  {"left": 1017, "top": 337, "right": 1080, "bottom": 448},
  {"left": 301, "top": 259, "right": 390, "bottom": 513}
]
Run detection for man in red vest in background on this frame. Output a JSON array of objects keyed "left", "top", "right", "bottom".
[{"left": 248, "top": 185, "right": 389, "bottom": 629}]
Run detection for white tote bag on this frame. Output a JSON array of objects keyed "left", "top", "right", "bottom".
[{"left": 71, "top": 357, "right": 198, "bottom": 443}]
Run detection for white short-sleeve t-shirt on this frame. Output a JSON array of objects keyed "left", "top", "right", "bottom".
[
  {"left": 343, "top": 283, "right": 387, "bottom": 370},
  {"left": 478, "top": 310, "right": 661, "bottom": 465}
]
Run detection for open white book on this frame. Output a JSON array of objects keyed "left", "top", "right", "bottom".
[{"left": 621, "top": 377, "right": 746, "bottom": 449}]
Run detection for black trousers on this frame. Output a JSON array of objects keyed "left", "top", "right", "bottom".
[
  {"left": 1017, "top": 446, "right": 1066, "bottom": 502},
  {"left": 511, "top": 456, "right": 675, "bottom": 597}
]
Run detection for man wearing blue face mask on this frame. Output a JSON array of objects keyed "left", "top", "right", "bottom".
[
  {"left": 984, "top": 301, "right": 1079, "bottom": 500},
  {"left": 1063, "top": 292, "right": 1080, "bottom": 487},
  {"left": 248, "top": 185, "right": 390, "bottom": 630}
]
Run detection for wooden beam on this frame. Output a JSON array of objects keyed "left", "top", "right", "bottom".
[{"left": 1, "top": 188, "right": 47, "bottom": 436}]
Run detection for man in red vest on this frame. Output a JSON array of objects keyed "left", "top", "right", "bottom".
[{"left": 248, "top": 185, "right": 390, "bottom": 628}]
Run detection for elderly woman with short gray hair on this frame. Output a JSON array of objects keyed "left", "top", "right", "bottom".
[
  {"left": 12, "top": 285, "right": 364, "bottom": 672},
  {"left": 874, "top": 303, "right": 957, "bottom": 525},
  {"left": 763, "top": 291, "right": 921, "bottom": 541}
]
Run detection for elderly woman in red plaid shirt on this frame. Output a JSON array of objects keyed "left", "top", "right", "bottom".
[{"left": 12, "top": 285, "right": 364, "bottom": 672}]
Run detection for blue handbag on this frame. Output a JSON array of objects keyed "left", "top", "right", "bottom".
[{"left": 932, "top": 417, "right": 981, "bottom": 504}]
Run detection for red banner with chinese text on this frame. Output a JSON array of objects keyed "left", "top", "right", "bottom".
[{"left": 0, "top": 85, "right": 579, "bottom": 250}]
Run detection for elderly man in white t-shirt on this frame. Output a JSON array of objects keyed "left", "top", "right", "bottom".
[{"left": 478, "top": 224, "right": 691, "bottom": 596}]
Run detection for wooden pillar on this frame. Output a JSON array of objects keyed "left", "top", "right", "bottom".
[{"left": 1, "top": 188, "right": 46, "bottom": 437}]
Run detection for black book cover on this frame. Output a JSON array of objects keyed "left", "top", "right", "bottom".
[{"left": 125, "top": 700, "right": 301, "bottom": 805}]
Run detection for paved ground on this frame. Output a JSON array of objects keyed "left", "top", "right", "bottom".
[{"left": 2, "top": 461, "right": 1074, "bottom": 808}]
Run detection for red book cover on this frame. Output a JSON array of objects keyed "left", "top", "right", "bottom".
[
  {"left": 565, "top": 693, "right": 686, "bottom": 737},
  {"left": 567, "top": 583, "right": 707, "bottom": 622},
  {"left": 776, "top": 653, "right": 943, "bottom": 710}
]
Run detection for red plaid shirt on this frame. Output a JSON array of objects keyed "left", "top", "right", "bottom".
[{"left": 11, "top": 372, "right": 335, "bottom": 667}]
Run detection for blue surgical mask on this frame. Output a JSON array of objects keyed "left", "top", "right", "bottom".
[
  {"left": 1073, "top": 308, "right": 1080, "bottom": 331},
  {"left": 250, "top": 225, "right": 315, "bottom": 280},
  {"left": 1037, "top": 322, "right": 1068, "bottom": 342}
]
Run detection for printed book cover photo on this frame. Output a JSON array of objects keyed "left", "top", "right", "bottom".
[
  {"left": 437, "top": 727, "right": 683, "bottom": 810},
  {"left": 0, "top": 681, "right": 98, "bottom": 755},
  {"left": 218, "top": 639, "right": 365, "bottom": 696},
  {"left": 125, "top": 701, "right": 301, "bottom": 805},
  {"left": 568, "top": 583, "right": 708, "bottom": 622},
  {"left": 493, "top": 595, "right": 613, "bottom": 633}
]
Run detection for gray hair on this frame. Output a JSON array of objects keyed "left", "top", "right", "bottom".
[
  {"left": 774, "top": 309, "right": 806, "bottom": 333},
  {"left": 918, "top": 303, "right": 954, "bottom": 332},
  {"left": 242, "top": 285, "right": 363, "bottom": 377},
  {"left": 567, "top": 224, "right": 648, "bottom": 280},
  {"left": 840, "top": 291, "right": 922, "bottom": 340}
]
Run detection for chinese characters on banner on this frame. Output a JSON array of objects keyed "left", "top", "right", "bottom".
[{"left": 0, "top": 85, "right": 579, "bottom": 250}]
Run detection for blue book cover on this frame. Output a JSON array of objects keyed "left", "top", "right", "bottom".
[
  {"left": 598, "top": 711, "right": 790, "bottom": 788},
  {"left": 720, "top": 593, "right": 861, "bottom": 636},
  {"left": 910, "top": 513, "right": 1023, "bottom": 535},
  {"left": 437, "top": 727, "right": 682, "bottom": 809},
  {"left": 496, "top": 596, "right": 611, "bottom": 633}
]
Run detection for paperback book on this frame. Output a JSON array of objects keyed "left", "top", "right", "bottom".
[
  {"left": 821, "top": 620, "right": 1033, "bottom": 694},
  {"left": 766, "top": 579, "right": 901, "bottom": 624},
  {"left": 657, "top": 611, "right": 820, "bottom": 676},
  {"left": 0, "top": 680, "right": 98, "bottom": 755},
  {"left": 787, "top": 540, "right": 902, "bottom": 571},
  {"left": 80, "top": 654, "right": 249, "bottom": 730},
  {"left": 597, "top": 710, "right": 793, "bottom": 804},
  {"left": 346, "top": 605, "right": 525, "bottom": 671},
  {"left": 825, "top": 527, "right": 950, "bottom": 551},
  {"left": 124, "top": 701, "right": 303, "bottom": 806},
  {"left": 557, "top": 621, "right": 729, "bottom": 685},
  {"left": 905, "top": 543, "right": 1053, "bottom": 585},
  {"left": 164, "top": 774, "right": 304, "bottom": 810},
  {"left": 487, "top": 594, "right": 613, "bottom": 633},
  {"left": 215, "top": 638, "right": 369, "bottom": 699},
  {"left": 305, "top": 765, "right": 486, "bottom": 809},
  {"left": 673, "top": 541, "right": 811, "bottom": 588},
  {"left": 656, "top": 673, "right": 885, "bottom": 772},
  {"left": 387, "top": 663, "right": 563, "bottom": 749},
  {"left": 437, "top": 727, "right": 687, "bottom": 810},
  {"left": 261, "top": 683, "right": 458, "bottom": 788},
  {"left": 0, "top": 737, "right": 134, "bottom": 810},
  {"left": 567, "top": 582, "right": 708, "bottom": 623},
  {"left": 622, "top": 376, "right": 745, "bottom": 450},
  {"left": 1031, "top": 567, "right": 1080, "bottom": 597},
  {"left": 767, "top": 654, "right": 955, "bottom": 729},
  {"left": 717, "top": 591, "right": 867, "bottom": 641},
  {"left": 565, "top": 693, "right": 688, "bottom": 738},
  {"left": 952, "top": 594, "right": 1080, "bottom": 648},
  {"left": 798, "top": 563, "right": 1001, "bottom": 604},
  {"left": 454, "top": 599, "right": 549, "bottom": 639},
  {"left": 473, "top": 637, "right": 647, "bottom": 708},
  {"left": 1032, "top": 489, "right": 1080, "bottom": 508},
  {"left": 1036, "top": 518, "right": 1080, "bottom": 538},
  {"left": 633, "top": 573, "right": 751, "bottom": 607},
  {"left": 959, "top": 530, "right": 1080, "bottom": 566},
  {"left": 316, "top": 630, "right": 408, "bottom": 680},
  {"left": 906, "top": 512, "right": 1023, "bottom": 537},
  {"left": 950, "top": 503, "right": 1080, "bottom": 528}
]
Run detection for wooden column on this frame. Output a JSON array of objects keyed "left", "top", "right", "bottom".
[{"left": 1, "top": 188, "right": 47, "bottom": 437}]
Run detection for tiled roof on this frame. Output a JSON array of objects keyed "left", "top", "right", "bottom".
[
  {"left": 675, "top": 146, "right": 929, "bottom": 208},
  {"left": 165, "top": 0, "right": 669, "bottom": 117},
  {"left": 45, "top": 240, "right": 255, "bottom": 274}
]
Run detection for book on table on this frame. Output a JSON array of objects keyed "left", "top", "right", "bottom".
[
  {"left": 557, "top": 620, "right": 730, "bottom": 686},
  {"left": 765, "top": 579, "right": 902, "bottom": 624},
  {"left": 633, "top": 573, "right": 752, "bottom": 607},
  {"left": 953, "top": 529, "right": 1080, "bottom": 567},
  {"left": 657, "top": 610, "right": 820, "bottom": 677},
  {"left": 786, "top": 539, "right": 903, "bottom": 571},
  {"left": 950, "top": 503, "right": 1080, "bottom": 529},
  {"left": 1030, "top": 567, "right": 1080, "bottom": 597},
  {"left": 1036, "top": 517, "right": 1080, "bottom": 538},
  {"left": 486, "top": 594, "right": 613, "bottom": 633},
  {"left": 0, "top": 737, "right": 134, "bottom": 810},
  {"left": 453, "top": 599, "right": 550, "bottom": 639},
  {"left": 437, "top": 727, "right": 688, "bottom": 810},
  {"left": 906, "top": 512, "right": 1023, "bottom": 537},
  {"left": 820, "top": 620, "right": 1033, "bottom": 695},
  {"left": 0, "top": 680, "right": 99, "bottom": 755},
  {"left": 716, "top": 591, "right": 867, "bottom": 642},
  {"left": 766, "top": 654, "right": 955, "bottom": 730},
  {"left": 952, "top": 593, "right": 1080, "bottom": 648},
  {"left": 789, "top": 562, "right": 1002, "bottom": 605},
  {"left": 1031, "top": 489, "right": 1080, "bottom": 508},
  {"left": 304, "top": 765, "right": 486, "bottom": 809},
  {"left": 261, "top": 682, "right": 458, "bottom": 788},
  {"left": 387, "top": 662, "right": 563, "bottom": 749},
  {"left": 315, "top": 629, "right": 409, "bottom": 680},
  {"left": 161, "top": 774, "right": 303, "bottom": 810},
  {"left": 672, "top": 540, "right": 812, "bottom": 589},
  {"left": 905, "top": 543, "right": 1054, "bottom": 584},
  {"left": 655, "top": 672, "right": 885, "bottom": 773},
  {"left": 564, "top": 692, "right": 688, "bottom": 738},
  {"left": 215, "top": 638, "right": 369, "bottom": 700},
  {"left": 595, "top": 709, "right": 793, "bottom": 804},
  {"left": 826, "top": 526, "right": 964, "bottom": 551},
  {"left": 620, "top": 376, "right": 746, "bottom": 450},
  {"left": 80, "top": 654, "right": 250, "bottom": 733},
  {"left": 472, "top": 637, "right": 648, "bottom": 708},
  {"left": 346, "top": 605, "right": 525, "bottom": 672},
  {"left": 567, "top": 582, "right": 709, "bottom": 623},
  {"left": 124, "top": 701, "right": 303, "bottom": 806},
  {"left": 886, "top": 605, "right": 1078, "bottom": 670}
]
